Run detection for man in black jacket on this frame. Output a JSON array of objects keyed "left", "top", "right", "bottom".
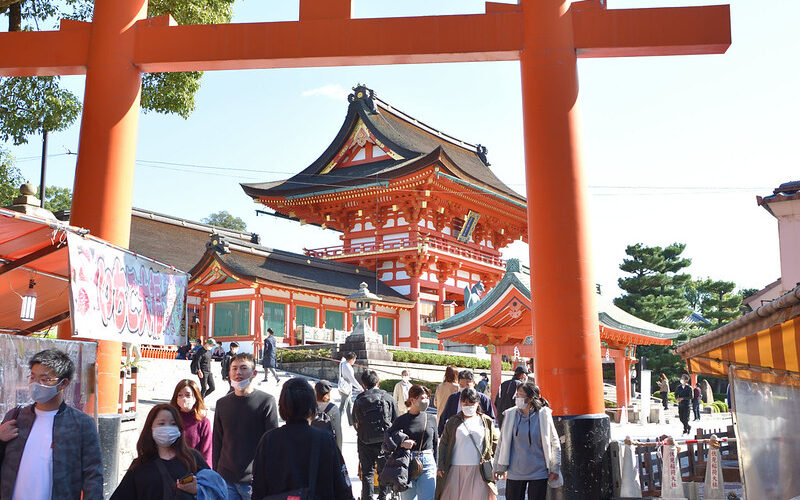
[
  {"left": 190, "top": 338, "right": 217, "bottom": 398},
  {"left": 220, "top": 342, "right": 239, "bottom": 391},
  {"left": 495, "top": 365, "right": 529, "bottom": 428},
  {"left": 353, "top": 370, "right": 396, "bottom": 500},
  {"left": 438, "top": 370, "right": 495, "bottom": 435}
]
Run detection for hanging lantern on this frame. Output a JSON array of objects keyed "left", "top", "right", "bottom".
[{"left": 20, "top": 279, "right": 37, "bottom": 322}]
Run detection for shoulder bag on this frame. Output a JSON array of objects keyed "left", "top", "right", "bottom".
[
  {"left": 408, "top": 413, "right": 427, "bottom": 481},
  {"left": 463, "top": 418, "right": 494, "bottom": 483}
]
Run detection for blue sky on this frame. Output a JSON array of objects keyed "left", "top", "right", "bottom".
[{"left": 6, "top": 0, "right": 798, "bottom": 298}]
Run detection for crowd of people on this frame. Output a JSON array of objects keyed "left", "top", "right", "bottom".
[{"left": 0, "top": 348, "right": 563, "bottom": 500}]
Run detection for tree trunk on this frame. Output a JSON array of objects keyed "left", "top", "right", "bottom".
[{"left": 8, "top": 1, "right": 21, "bottom": 32}]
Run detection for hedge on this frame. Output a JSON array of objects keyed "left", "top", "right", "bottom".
[
  {"left": 604, "top": 399, "right": 617, "bottom": 409},
  {"left": 379, "top": 378, "right": 439, "bottom": 395},
  {"left": 652, "top": 391, "right": 677, "bottom": 403},
  {"left": 390, "top": 350, "right": 511, "bottom": 371},
  {"left": 279, "top": 348, "right": 331, "bottom": 363}
]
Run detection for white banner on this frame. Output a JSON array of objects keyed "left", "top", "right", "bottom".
[{"left": 67, "top": 233, "right": 188, "bottom": 345}]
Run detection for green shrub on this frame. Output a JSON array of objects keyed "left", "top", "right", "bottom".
[
  {"left": 652, "top": 391, "right": 676, "bottom": 403},
  {"left": 379, "top": 378, "right": 439, "bottom": 395},
  {"left": 278, "top": 348, "right": 331, "bottom": 363},
  {"left": 713, "top": 401, "right": 728, "bottom": 413},
  {"left": 604, "top": 399, "right": 617, "bottom": 408},
  {"left": 389, "top": 350, "right": 510, "bottom": 371},
  {"left": 702, "top": 402, "right": 719, "bottom": 413}
]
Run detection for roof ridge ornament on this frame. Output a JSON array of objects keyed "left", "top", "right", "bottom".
[
  {"left": 348, "top": 84, "right": 377, "bottom": 113},
  {"left": 476, "top": 144, "right": 490, "bottom": 166},
  {"left": 207, "top": 233, "right": 230, "bottom": 255}
]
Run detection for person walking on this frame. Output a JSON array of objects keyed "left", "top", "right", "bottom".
[
  {"left": 111, "top": 404, "right": 211, "bottom": 499},
  {"left": 315, "top": 380, "right": 343, "bottom": 451},
  {"left": 438, "top": 370, "right": 495, "bottom": 436},
  {"left": 251, "top": 378, "right": 354, "bottom": 500},
  {"left": 434, "top": 366, "right": 459, "bottom": 421},
  {"left": 494, "top": 366, "right": 528, "bottom": 428},
  {"left": 220, "top": 342, "right": 239, "bottom": 391},
  {"left": 213, "top": 353, "right": 279, "bottom": 499},
  {"left": 354, "top": 370, "right": 397, "bottom": 500},
  {"left": 476, "top": 373, "right": 489, "bottom": 396},
  {"left": 658, "top": 373, "right": 670, "bottom": 410},
  {"left": 261, "top": 328, "right": 279, "bottom": 383},
  {"left": 435, "top": 388, "right": 499, "bottom": 500},
  {"left": 692, "top": 382, "right": 702, "bottom": 421},
  {"left": 169, "top": 379, "right": 212, "bottom": 466},
  {"left": 190, "top": 338, "right": 216, "bottom": 398},
  {"left": 385, "top": 385, "right": 438, "bottom": 500},
  {"left": 0, "top": 349, "right": 103, "bottom": 500},
  {"left": 338, "top": 352, "right": 363, "bottom": 427},
  {"left": 675, "top": 375, "right": 693, "bottom": 434},
  {"left": 493, "top": 383, "right": 562, "bottom": 500},
  {"left": 393, "top": 370, "right": 413, "bottom": 417}
]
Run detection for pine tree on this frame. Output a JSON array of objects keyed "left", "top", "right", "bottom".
[{"left": 690, "top": 278, "right": 743, "bottom": 329}]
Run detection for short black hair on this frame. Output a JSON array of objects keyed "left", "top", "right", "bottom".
[
  {"left": 231, "top": 352, "right": 255, "bottom": 368},
  {"left": 361, "top": 370, "right": 379, "bottom": 389},
  {"left": 229, "top": 342, "right": 239, "bottom": 348},
  {"left": 29, "top": 349, "right": 75, "bottom": 382},
  {"left": 267, "top": 328, "right": 274, "bottom": 335},
  {"left": 457, "top": 370, "right": 474, "bottom": 382},
  {"left": 279, "top": 377, "right": 317, "bottom": 422},
  {"left": 459, "top": 387, "right": 481, "bottom": 413},
  {"left": 344, "top": 352, "right": 357, "bottom": 361}
]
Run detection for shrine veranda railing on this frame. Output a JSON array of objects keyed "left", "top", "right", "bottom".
[{"left": 304, "top": 234, "right": 505, "bottom": 268}]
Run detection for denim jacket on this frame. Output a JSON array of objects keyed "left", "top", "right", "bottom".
[{"left": 0, "top": 402, "right": 103, "bottom": 500}]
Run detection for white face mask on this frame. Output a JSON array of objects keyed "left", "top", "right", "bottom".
[
  {"left": 515, "top": 397, "right": 528, "bottom": 410},
  {"left": 152, "top": 426, "right": 181, "bottom": 447},
  {"left": 232, "top": 377, "right": 252, "bottom": 391},
  {"left": 462, "top": 404, "right": 478, "bottom": 417},
  {"left": 401, "top": 376, "right": 410, "bottom": 384},
  {"left": 417, "top": 399, "right": 430, "bottom": 412},
  {"left": 178, "top": 395, "right": 195, "bottom": 412}
]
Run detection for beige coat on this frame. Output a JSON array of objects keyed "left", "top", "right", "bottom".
[{"left": 435, "top": 382, "right": 459, "bottom": 418}]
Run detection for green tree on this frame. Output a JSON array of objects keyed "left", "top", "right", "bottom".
[
  {"left": 202, "top": 211, "right": 247, "bottom": 231},
  {"left": 738, "top": 288, "right": 760, "bottom": 313},
  {"left": 0, "top": 0, "right": 236, "bottom": 145},
  {"left": 615, "top": 242, "right": 693, "bottom": 329},
  {"left": 36, "top": 185, "right": 72, "bottom": 212},
  {"left": 0, "top": 149, "right": 24, "bottom": 206},
  {"left": 689, "top": 278, "right": 743, "bottom": 329}
]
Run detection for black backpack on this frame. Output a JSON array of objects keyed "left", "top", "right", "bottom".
[
  {"left": 312, "top": 403, "right": 335, "bottom": 437},
  {"left": 355, "top": 391, "right": 392, "bottom": 444}
]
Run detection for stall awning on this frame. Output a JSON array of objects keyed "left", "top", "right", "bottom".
[{"left": 677, "top": 285, "right": 800, "bottom": 385}]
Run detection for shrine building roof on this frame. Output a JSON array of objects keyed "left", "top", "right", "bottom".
[
  {"left": 241, "top": 84, "right": 525, "bottom": 204},
  {"left": 428, "top": 259, "right": 679, "bottom": 346}
]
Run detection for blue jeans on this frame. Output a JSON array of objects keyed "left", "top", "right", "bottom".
[
  {"left": 226, "top": 480, "right": 251, "bottom": 500},
  {"left": 402, "top": 452, "right": 436, "bottom": 500}
]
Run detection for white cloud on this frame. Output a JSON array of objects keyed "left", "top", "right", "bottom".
[{"left": 301, "top": 84, "right": 349, "bottom": 101}]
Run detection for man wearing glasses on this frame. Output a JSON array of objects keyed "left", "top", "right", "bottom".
[{"left": 0, "top": 349, "right": 103, "bottom": 500}]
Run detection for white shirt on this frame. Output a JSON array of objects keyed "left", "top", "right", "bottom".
[
  {"left": 338, "top": 359, "right": 362, "bottom": 395},
  {"left": 451, "top": 415, "right": 485, "bottom": 466},
  {"left": 13, "top": 407, "right": 59, "bottom": 500}
]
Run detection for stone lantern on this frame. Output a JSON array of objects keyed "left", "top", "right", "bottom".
[{"left": 336, "top": 282, "right": 392, "bottom": 361}]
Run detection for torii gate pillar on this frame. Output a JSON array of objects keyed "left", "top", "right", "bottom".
[{"left": 522, "top": 0, "right": 609, "bottom": 496}]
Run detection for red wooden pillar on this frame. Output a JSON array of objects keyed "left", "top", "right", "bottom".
[
  {"left": 409, "top": 276, "right": 420, "bottom": 348},
  {"left": 490, "top": 350, "right": 503, "bottom": 404},
  {"left": 521, "top": 0, "right": 608, "bottom": 495}
]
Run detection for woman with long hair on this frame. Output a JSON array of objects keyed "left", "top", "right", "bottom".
[
  {"left": 251, "top": 377, "right": 353, "bottom": 499},
  {"left": 493, "top": 383, "right": 562, "bottom": 500},
  {"left": 658, "top": 373, "right": 670, "bottom": 410},
  {"left": 385, "top": 384, "right": 438, "bottom": 500},
  {"left": 169, "top": 379, "right": 212, "bottom": 465},
  {"left": 435, "top": 388, "right": 499, "bottom": 500},
  {"left": 434, "top": 366, "right": 459, "bottom": 420},
  {"left": 111, "top": 404, "right": 208, "bottom": 499}
]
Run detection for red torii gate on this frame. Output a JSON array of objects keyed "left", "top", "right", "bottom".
[{"left": 0, "top": 0, "right": 730, "bottom": 495}]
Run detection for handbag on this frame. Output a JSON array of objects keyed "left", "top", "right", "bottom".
[
  {"left": 408, "top": 413, "right": 427, "bottom": 481},
  {"left": 262, "top": 431, "right": 322, "bottom": 500},
  {"left": 463, "top": 419, "right": 494, "bottom": 483}
]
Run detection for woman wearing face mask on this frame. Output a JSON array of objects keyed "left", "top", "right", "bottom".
[
  {"left": 170, "top": 379, "right": 212, "bottom": 466},
  {"left": 493, "top": 383, "right": 562, "bottom": 500},
  {"left": 393, "top": 370, "right": 413, "bottom": 416},
  {"left": 384, "top": 385, "right": 438, "bottom": 500},
  {"left": 111, "top": 404, "right": 209, "bottom": 499},
  {"left": 434, "top": 388, "right": 499, "bottom": 500}
]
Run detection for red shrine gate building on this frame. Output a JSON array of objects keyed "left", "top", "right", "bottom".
[{"left": 243, "top": 85, "right": 528, "bottom": 349}]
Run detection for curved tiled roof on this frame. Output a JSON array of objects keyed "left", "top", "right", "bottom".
[{"left": 241, "top": 85, "right": 524, "bottom": 203}]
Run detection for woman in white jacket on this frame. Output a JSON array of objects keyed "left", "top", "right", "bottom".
[{"left": 493, "top": 383, "right": 562, "bottom": 500}]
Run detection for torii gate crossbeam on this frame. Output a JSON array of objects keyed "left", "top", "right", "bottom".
[{"left": 0, "top": 0, "right": 730, "bottom": 496}]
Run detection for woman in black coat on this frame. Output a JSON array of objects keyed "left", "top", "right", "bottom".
[{"left": 251, "top": 377, "right": 354, "bottom": 499}]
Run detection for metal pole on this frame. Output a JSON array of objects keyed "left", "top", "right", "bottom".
[{"left": 40, "top": 128, "right": 48, "bottom": 208}]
